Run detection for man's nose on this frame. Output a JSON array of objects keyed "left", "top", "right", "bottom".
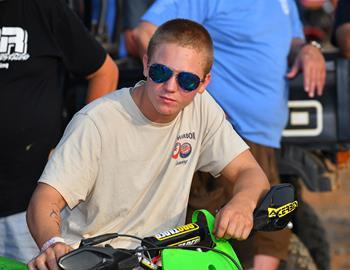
[{"left": 163, "top": 75, "right": 178, "bottom": 92}]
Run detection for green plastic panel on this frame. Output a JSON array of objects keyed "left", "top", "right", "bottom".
[
  {"left": 0, "top": 256, "right": 28, "bottom": 270},
  {"left": 162, "top": 209, "right": 242, "bottom": 270}
]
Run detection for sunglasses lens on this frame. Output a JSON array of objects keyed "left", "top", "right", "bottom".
[
  {"left": 149, "top": 64, "right": 173, "bottom": 83},
  {"left": 177, "top": 72, "right": 201, "bottom": 91}
]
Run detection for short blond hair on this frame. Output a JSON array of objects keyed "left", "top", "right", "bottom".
[{"left": 147, "top": 19, "right": 214, "bottom": 75}]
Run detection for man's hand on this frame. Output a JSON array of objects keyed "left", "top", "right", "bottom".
[
  {"left": 213, "top": 195, "right": 254, "bottom": 240},
  {"left": 133, "top": 21, "right": 157, "bottom": 58},
  {"left": 28, "top": 243, "right": 73, "bottom": 270},
  {"left": 287, "top": 44, "right": 326, "bottom": 98},
  {"left": 214, "top": 150, "right": 269, "bottom": 241}
]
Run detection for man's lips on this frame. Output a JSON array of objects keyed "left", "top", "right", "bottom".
[{"left": 159, "top": 96, "right": 176, "bottom": 103}]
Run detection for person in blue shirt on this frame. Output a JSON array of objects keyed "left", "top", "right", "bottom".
[{"left": 134, "top": 0, "right": 326, "bottom": 269}]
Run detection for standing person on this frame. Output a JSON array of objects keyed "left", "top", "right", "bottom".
[
  {"left": 134, "top": 1, "right": 326, "bottom": 269},
  {"left": 332, "top": 0, "right": 350, "bottom": 58},
  {"left": 26, "top": 19, "right": 270, "bottom": 270},
  {"left": 0, "top": 0, "right": 118, "bottom": 262}
]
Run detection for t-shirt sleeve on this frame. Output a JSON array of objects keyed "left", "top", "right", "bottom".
[
  {"left": 49, "top": 0, "right": 107, "bottom": 77},
  {"left": 142, "top": 0, "right": 215, "bottom": 26},
  {"left": 195, "top": 92, "right": 249, "bottom": 177},
  {"left": 39, "top": 113, "right": 101, "bottom": 209},
  {"left": 289, "top": 0, "right": 305, "bottom": 39}
]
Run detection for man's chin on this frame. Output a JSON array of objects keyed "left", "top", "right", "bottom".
[{"left": 155, "top": 109, "right": 179, "bottom": 122}]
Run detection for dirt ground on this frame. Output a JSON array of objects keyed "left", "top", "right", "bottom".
[{"left": 303, "top": 162, "right": 350, "bottom": 270}]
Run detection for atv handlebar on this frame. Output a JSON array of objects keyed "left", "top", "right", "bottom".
[
  {"left": 0, "top": 184, "right": 297, "bottom": 270},
  {"left": 57, "top": 183, "right": 297, "bottom": 270}
]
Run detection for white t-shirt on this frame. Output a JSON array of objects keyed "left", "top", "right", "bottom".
[{"left": 39, "top": 81, "right": 248, "bottom": 248}]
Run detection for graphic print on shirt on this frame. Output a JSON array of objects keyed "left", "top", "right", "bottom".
[
  {"left": 172, "top": 132, "right": 195, "bottom": 166},
  {"left": 0, "top": 27, "right": 30, "bottom": 69}
]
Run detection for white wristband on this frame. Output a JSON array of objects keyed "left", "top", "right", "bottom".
[{"left": 41, "top": 236, "right": 65, "bottom": 252}]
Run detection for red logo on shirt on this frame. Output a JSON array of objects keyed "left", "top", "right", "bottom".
[{"left": 172, "top": 142, "right": 181, "bottom": 159}]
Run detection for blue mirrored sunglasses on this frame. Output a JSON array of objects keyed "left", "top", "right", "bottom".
[{"left": 148, "top": 63, "right": 203, "bottom": 92}]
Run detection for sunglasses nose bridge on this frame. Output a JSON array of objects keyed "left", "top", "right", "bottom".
[{"left": 163, "top": 73, "right": 179, "bottom": 91}]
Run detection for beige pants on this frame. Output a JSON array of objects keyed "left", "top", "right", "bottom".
[{"left": 187, "top": 141, "right": 291, "bottom": 268}]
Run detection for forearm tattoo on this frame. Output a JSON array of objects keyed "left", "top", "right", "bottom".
[{"left": 49, "top": 203, "right": 61, "bottom": 228}]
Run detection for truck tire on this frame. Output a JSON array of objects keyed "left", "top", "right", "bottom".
[
  {"left": 293, "top": 201, "right": 331, "bottom": 270},
  {"left": 278, "top": 234, "right": 317, "bottom": 270}
]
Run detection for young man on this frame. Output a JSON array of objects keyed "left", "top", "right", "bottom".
[{"left": 27, "top": 19, "right": 269, "bottom": 270}]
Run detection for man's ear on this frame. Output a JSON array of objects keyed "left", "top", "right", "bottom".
[
  {"left": 142, "top": 55, "right": 149, "bottom": 78},
  {"left": 198, "top": 73, "right": 211, "bottom": 94}
]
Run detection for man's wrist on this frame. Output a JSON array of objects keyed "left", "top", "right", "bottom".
[
  {"left": 301, "top": 40, "right": 322, "bottom": 51},
  {"left": 41, "top": 236, "right": 65, "bottom": 252}
]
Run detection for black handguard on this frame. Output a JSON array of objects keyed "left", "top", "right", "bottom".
[
  {"left": 141, "top": 221, "right": 213, "bottom": 256},
  {"left": 253, "top": 183, "right": 297, "bottom": 231}
]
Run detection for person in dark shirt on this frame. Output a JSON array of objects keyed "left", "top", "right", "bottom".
[{"left": 0, "top": 0, "right": 118, "bottom": 262}]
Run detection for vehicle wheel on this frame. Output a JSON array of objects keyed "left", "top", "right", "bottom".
[
  {"left": 293, "top": 201, "right": 331, "bottom": 270},
  {"left": 278, "top": 234, "right": 317, "bottom": 270}
]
